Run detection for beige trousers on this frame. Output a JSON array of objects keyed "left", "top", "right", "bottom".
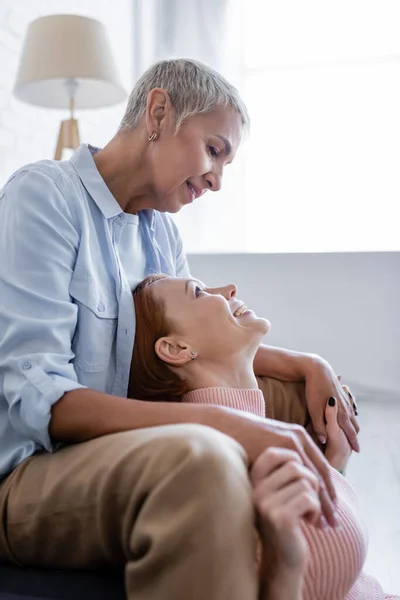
[
  {"left": 0, "top": 377, "right": 313, "bottom": 600},
  {"left": 0, "top": 425, "right": 259, "bottom": 600},
  {"left": 258, "top": 376, "right": 315, "bottom": 434},
  {"left": 258, "top": 376, "right": 322, "bottom": 448}
]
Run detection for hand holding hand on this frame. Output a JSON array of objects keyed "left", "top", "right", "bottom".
[
  {"left": 304, "top": 358, "right": 360, "bottom": 452},
  {"left": 213, "top": 409, "right": 337, "bottom": 527},
  {"left": 251, "top": 447, "right": 322, "bottom": 599}
]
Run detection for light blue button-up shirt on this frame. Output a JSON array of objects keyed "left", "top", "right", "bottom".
[{"left": 0, "top": 144, "right": 190, "bottom": 478}]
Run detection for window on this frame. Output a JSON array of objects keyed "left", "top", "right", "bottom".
[{"left": 243, "top": 0, "right": 400, "bottom": 252}]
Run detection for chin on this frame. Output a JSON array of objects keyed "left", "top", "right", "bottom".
[
  {"left": 163, "top": 195, "right": 187, "bottom": 214},
  {"left": 152, "top": 188, "right": 181, "bottom": 213},
  {"left": 240, "top": 318, "right": 271, "bottom": 350},
  {"left": 259, "top": 317, "right": 271, "bottom": 335},
  {"left": 247, "top": 316, "right": 271, "bottom": 338},
  {"left": 165, "top": 204, "right": 182, "bottom": 214}
]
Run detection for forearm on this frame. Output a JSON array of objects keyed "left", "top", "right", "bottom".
[
  {"left": 261, "top": 569, "right": 303, "bottom": 600},
  {"left": 254, "top": 344, "right": 320, "bottom": 381},
  {"left": 326, "top": 453, "right": 350, "bottom": 475},
  {"left": 50, "top": 388, "right": 222, "bottom": 443}
]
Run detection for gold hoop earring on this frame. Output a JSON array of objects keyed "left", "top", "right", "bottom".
[{"left": 148, "top": 132, "right": 159, "bottom": 142}]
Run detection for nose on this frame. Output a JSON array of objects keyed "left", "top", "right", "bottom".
[
  {"left": 208, "top": 283, "right": 237, "bottom": 300},
  {"left": 205, "top": 169, "right": 223, "bottom": 192}
]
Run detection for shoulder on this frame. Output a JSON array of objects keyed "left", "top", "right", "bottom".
[
  {"left": 4, "top": 159, "right": 67, "bottom": 192},
  {"left": 1, "top": 159, "right": 83, "bottom": 227}
]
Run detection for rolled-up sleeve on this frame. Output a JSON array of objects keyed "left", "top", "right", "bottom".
[{"left": 0, "top": 168, "right": 85, "bottom": 451}]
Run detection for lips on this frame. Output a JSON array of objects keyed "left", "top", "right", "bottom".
[
  {"left": 233, "top": 303, "right": 249, "bottom": 317},
  {"left": 186, "top": 180, "right": 203, "bottom": 200}
]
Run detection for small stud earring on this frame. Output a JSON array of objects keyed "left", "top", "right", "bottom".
[
  {"left": 190, "top": 351, "right": 196, "bottom": 360},
  {"left": 148, "top": 131, "right": 159, "bottom": 142}
]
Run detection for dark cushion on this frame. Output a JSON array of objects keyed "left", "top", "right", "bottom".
[{"left": 0, "top": 563, "right": 125, "bottom": 600}]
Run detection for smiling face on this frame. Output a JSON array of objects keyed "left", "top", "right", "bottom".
[
  {"left": 151, "top": 277, "right": 271, "bottom": 364},
  {"left": 145, "top": 92, "right": 243, "bottom": 213}
]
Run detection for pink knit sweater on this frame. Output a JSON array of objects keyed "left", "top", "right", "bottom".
[{"left": 183, "top": 387, "right": 398, "bottom": 600}]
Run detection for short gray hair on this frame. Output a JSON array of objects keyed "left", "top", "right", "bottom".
[{"left": 119, "top": 58, "right": 250, "bottom": 132}]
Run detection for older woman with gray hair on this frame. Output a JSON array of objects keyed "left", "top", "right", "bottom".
[{"left": 0, "top": 59, "right": 359, "bottom": 600}]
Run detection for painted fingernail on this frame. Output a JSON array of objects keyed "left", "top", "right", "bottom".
[
  {"left": 328, "top": 396, "right": 335, "bottom": 407},
  {"left": 348, "top": 390, "right": 353, "bottom": 399},
  {"left": 355, "top": 410, "right": 359, "bottom": 416},
  {"left": 352, "top": 402, "right": 358, "bottom": 410},
  {"left": 318, "top": 436, "right": 327, "bottom": 445}
]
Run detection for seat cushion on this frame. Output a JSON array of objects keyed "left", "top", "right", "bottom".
[
  {"left": 0, "top": 563, "right": 125, "bottom": 600},
  {"left": 0, "top": 594, "right": 54, "bottom": 600}
]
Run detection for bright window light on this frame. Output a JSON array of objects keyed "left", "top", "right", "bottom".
[{"left": 243, "top": 0, "right": 400, "bottom": 252}]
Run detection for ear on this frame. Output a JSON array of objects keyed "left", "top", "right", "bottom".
[
  {"left": 155, "top": 337, "right": 195, "bottom": 367},
  {"left": 145, "top": 88, "right": 174, "bottom": 136}
]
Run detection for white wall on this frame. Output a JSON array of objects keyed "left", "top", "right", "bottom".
[
  {"left": 0, "top": 0, "right": 133, "bottom": 186},
  {"left": 188, "top": 252, "right": 400, "bottom": 399}
]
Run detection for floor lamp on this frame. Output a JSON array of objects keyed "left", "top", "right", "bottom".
[{"left": 13, "top": 14, "right": 127, "bottom": 160}]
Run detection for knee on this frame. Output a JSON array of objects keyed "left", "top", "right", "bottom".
[
  {"left": 103, "top": 425, "right": 252, "bottom": 508},
  {"left": 159, "top": 424, "right": 251, "bottom": 496},
  {"left": 178, "top": 423, "right": 247, "bottom": 467}
]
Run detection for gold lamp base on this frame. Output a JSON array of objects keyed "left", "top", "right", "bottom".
[{"left": 54, "top": 118, "right": 80, "bottom": 160}]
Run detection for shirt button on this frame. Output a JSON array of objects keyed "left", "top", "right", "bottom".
[
  {"left": 124, "top": 328, "right": 128, "bottom": 335},
  {"left": 98, "top": 302, "right": 105, "bottom": 313},
  {"left": 22, "top": 360, "right": 32, "bottom": 370}
]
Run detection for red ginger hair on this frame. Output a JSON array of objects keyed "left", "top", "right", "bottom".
[{"left": 129, "top": 274, "right": 190, "bottom": 400}]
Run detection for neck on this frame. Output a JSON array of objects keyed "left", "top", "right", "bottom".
[
  {"left": 185, "top": 352, "right": 259, "bottom": 391},
  {"left": 93, "top": 129, "right": 155, "bottom": 214}
]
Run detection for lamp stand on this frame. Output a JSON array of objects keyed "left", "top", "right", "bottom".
[
  {"left": 54, "top": 79, "right": 80, "bottom": 160},
  {"left": 54, "top": 117, "right": 80, "bottom": 160}
]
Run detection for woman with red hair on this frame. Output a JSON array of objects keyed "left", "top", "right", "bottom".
[{"left": 130, "top": 273, "right": 398, "bottom": 600}]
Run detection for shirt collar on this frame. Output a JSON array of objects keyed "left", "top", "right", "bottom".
[{"left": 70, "top": 144, "right": 123, "bottom": 220}]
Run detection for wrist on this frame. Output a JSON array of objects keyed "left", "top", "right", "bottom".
[
  {"left": 300, "top": 353, "right": 325, "bottom": 380},
  {"left": 263, "top": 568, "right": 304, "bottom": 600},
  {"left": 326, "top": 452, "right": 348, "bottom": 474}
]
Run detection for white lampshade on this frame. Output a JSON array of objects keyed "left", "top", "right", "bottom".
[{"left": 14, "top": 14, "right": 127, "bottom": 109}]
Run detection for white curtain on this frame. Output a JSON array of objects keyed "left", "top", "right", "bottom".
[
  {"left": 132, "top": 0, "right": 248, "bottom": 253},
  {"left": 132, "top": 0, "right": 244, "bottom": 84}
]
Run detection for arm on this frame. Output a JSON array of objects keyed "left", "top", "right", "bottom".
[
  {"left": 50, "top": 386, "right": 337, "bottom": 529},
  {"left": 264, "top": 572, "right": 303, "bottom": 600},
  {"left": 253, "top": 344, "right": 315, "bottom": 382},
  {"left": 0, "top": 168, "right": 84, "bottom": 451},
  {"left": 254, "top": 345, "right": 360, "bottom": 453},
  {"left": 251, "top": 448, "right": 320, "bottom": 600}
]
